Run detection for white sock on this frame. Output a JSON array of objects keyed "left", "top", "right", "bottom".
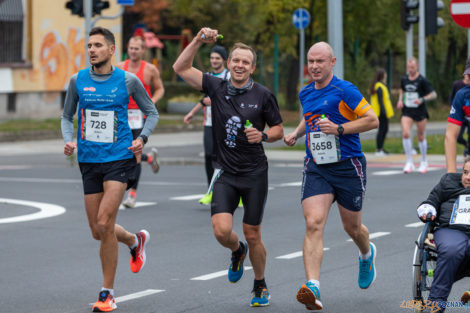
[
  {"left": 307, "top": 279, "right": 320, "bottom": 289},
  {"left": 130, "top": 234, "right": 138, "bottom": 249},
  {"left": 360, "top": 249, "right": 371, "bottom": 260},
  {"left": 419, "top": 139, "right": 427, "bottom": 162},
  {"left": 402, "top": 138, "right": 413, "bottom": 163},
  {"left": 101, "top": 287, "right": 114, "bottom": 296}
]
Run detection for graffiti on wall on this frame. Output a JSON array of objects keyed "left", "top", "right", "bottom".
[{"left": 39, "top": 28, "right": 85, "bottom": 90}]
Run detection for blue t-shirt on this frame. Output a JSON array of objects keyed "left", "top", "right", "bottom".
[
  {"left": 299, "top": 76, "right": 371, "bottom": 161},
  {"left": 448, "top": 85, "right": 470, "bottom": 126}
]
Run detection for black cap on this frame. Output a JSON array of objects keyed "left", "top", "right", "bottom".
[{"left": 210, "top": 45, "right": 227, "bottom": 60}]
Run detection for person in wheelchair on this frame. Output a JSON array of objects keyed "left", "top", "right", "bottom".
[{"left": 417, "top": 157, "right": 470, "bottom": 312}]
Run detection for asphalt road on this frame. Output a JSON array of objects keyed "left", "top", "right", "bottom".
[{"left": 0, "top": 144, "right": 469, "bottom": 313}]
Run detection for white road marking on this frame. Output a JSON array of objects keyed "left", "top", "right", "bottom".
[
  {"left": 170, "top": 194, "right": 205, "bottom": 201},
  {"left": 191, "top": 267, "right": 253, "bottom": 281},
  {"left": 0, "top": 177, "right": 204, "bottom": 186},
  {"left": 406, "top": 222, "right": 425, "bottom": 228},
  {"left": 0, "top": 198, "right": 66, "bottom": 224},
  {"left": 89, "top": 289, "right": 164, "bottom": 305},
  {"left": 276, "top": 248, "right": 330, "bottom": 260},
  {"left": 373, "top": 167, "right": 440, "bottom": 176},
  {"left": 119, "top": 202, "right": 156, "bottom": 210},
  {"left": 347, "top": 231, "right": 390, "bottom": 242},
  {"left": 276, "top": 182, "right": 302, "bottom": 187}
]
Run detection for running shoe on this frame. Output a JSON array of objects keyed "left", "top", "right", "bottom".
[
  {"left": 296, "top": 281, "right": 323, "bottom": 310},
  {"left": 358, "top": 242, "right": 377, "bottom": 289},
  {"left": 92, "top": 290, "right": 116, "bottom": 312},
  {"left": 199, "top": 192, "right": 212, "bottom": 205},
  {"left": 150, "top": 147, "right": 160, "bottom": 173},
  {"left": 403, "top": 162, "right": 415, "bottom": 174},
  {"left": 418, "top": 161, "right": 428, "bottom": 174},
  {"left": 462, "top": 291, "right": 470, "bottom": 304},
  {"left": 130, "top": 230, "right": 150, "bottom": 273},
  {"left": 375, "top": 149, "right": 388, "bottom": 157},
  {"left": 122, "top": 192, "right": 136, "bottom": 209},
  {"left": 228, "top": 241, "right": 248, "bottom": 283},
  {"left": 250, "top": 286, "right": 271, "bottom": 307}
]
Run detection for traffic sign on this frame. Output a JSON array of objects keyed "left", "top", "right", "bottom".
[
  {"left": 117, "top": 0, "right": 134, "bottom": 5},
  {"left": 292, "top": 8, "right": 310, "bottom": 30},
  {"left": 450, "top": 0, "right": 470, "bottom": 28}
]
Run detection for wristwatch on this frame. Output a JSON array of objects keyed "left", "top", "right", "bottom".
[
  {"left": 138, "top": 135, "right": 148, "bottom": 144},
  {"left": 337, "top": 124, "right": 344, "bottom": 136},
  {"left": 261, "top": 131, "right": 268, "bottom": 142}
]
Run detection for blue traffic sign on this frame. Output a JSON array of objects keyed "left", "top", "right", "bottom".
[
  {"left": 117, "top": 0, "right": 134, "bottom": 5},
  {"left": 292, "top": 8, "right": 310, "bottom": 30}
]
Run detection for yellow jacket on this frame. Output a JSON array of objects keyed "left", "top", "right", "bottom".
[{"left": 370, "top": 81, "right": 394, "bottom": 119}]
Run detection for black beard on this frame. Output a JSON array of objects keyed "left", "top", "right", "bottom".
[{"left": 92, "top": 59, "right": 108, "bottom": 70}]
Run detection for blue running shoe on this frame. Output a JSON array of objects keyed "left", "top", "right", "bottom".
[
  {"left": 358, "top": 242, "right": 377, "bottom": 289},
  {"left": 250, "top": 286, "right": 271, "bottom": 307},
  {"left": 296, "top": 282, "right": 322, "bottom": 310},
  {"left": 228, "top": 241, "right": 248, "bottom": 283}
]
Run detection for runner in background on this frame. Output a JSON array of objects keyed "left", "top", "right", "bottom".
[
  {"left": 117, "top": 35, "right": 164, "bottom": 208},
  {"left": 183, "top": 45, "right": 230, "bottom": 205}
]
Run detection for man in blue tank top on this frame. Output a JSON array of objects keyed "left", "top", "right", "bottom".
[
  {"left": 284, "top": 42, "right": 379, "bottom": 311},
  {"left": 61, "top": 27, "right": 158, "bottom": 312}
]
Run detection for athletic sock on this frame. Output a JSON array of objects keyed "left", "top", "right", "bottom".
[
  {"left": 129, "top": 190, "right": 137, "bottom": 197},
  {"left": 419, "top": 139, "right": 428, "bottom": 162},
  {"left": 101, "top": 287, "right": 114, "bottom": 297},
  {"left": 233, "top": 241, "right": 244, "bottom": 256},
  {"left": 254, "top": 278, "right": 267, "bottom": 289},
  {"left": 360, "top": 249, "right": 372, "bottom": 260},
  {"left": 146, "top": 154, "right": 153, "bottom": 163},
  {"left": 307, "top": 279, "right": 320, "bottom": 289},
  {"left": 402, "top": 138, "right": 413, "bottom": 163},
  {"left": 130, "top": 234, "right": 138, "bottom": 249}
]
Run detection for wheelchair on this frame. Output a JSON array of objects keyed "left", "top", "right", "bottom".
[
  {"left": 412, "top": 220, "right": 437, "bottom": 313},
  {"left": 412, "top": 219, "right": 470, "bottom": 312}
]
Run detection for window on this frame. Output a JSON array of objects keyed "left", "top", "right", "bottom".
[{"left": 0, "top": 0, "right": 26, "bottom": 64}]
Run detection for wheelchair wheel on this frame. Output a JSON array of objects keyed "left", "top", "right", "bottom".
[{"left": 412, "top": 225, "right": 437, "bottom": 313}]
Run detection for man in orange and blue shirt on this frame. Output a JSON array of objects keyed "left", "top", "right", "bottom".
[{"left": 284, "top": 42, "right": 379, "bottom": 311}]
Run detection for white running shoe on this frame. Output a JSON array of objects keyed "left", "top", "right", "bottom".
[
  {"left": 123, "top": 193, "right": 136, "bottom": 208},
  {"left": 403, "top": 162, "right": 415, "bottom": 174},
  {"left": 418, "top": 161, "right": 428, "bottom": 174}
]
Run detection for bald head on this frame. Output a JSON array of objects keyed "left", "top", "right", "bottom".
[
  {"left": 307, "top": 41, "right": 336, "bottom": 88},
  {"left": 309, "top": 42, "right": 334, "bottom": 60}
]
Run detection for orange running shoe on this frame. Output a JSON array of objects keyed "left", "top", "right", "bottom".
[
  {"left": 130, "top": 230, "right": 150, "bottom": 273},
  {"left": 92, "top": 290, "right": 116, "bottom": 312}
]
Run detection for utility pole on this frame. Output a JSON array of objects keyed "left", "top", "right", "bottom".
[{"left": 327, "top": 0, "right": 343, "bottom": 79}]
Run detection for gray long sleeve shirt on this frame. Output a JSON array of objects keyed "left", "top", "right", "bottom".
[{"left": 61, "top": 66, "right": 159, "bottom": 143}]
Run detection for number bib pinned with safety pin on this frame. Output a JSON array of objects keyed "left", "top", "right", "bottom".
[
  {"left": 450, "top": 194, "right": 470, "bottom": 226},
  {"left": 309, "top": 132, "right": 341, "bottom": 164},
  {"left": 404, "top": 91, "right": 419, "bottom": 108},
  {"left": 85, "top": 109, "right": 115, "bottom": 143}
]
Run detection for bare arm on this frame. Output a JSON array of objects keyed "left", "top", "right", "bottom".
[
  {"left": 284, "top": 118, "right": 306, "bottom": 146},
  {"left": 173, "top": 27, "right": 219, "bottom": 91},
  {"left": 184, "top": 102, "right": 204, "bottom": 124},
  {"left": 397, "top": 89, "right": 404, "bottom": 109},
  {"left": 150, "top": 65, "right": 165, "bottom": 104},
  {"left": 316, "top": 108, "right": 378, "bottom": 135},
  {"left": 445, "top": 122, "right": 460, "bottom": 173}
]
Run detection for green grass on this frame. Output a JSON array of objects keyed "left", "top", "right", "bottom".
[{"left": 276, "top": 134, "right": 465, "bottom": 155}]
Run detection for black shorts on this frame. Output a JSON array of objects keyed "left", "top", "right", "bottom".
[
  {"left": 79, "top": 158, "right": 137, "bottom": 194},
  {"left": 211, "top": 170, "right": 268, "bottom": 226},
  {"left": 402, "top": 107, "right": 428, "bottom": 122}
]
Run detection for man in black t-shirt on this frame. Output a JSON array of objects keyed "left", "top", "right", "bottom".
[
  {"left": 174, "top": 27, "right": 283, "bottom": 307},
  {"left": 397, "top": 57, "right": 437, "bottom": 174}
]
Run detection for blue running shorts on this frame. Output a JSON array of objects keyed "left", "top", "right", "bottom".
[{"left": 301, "top": 156, "right": 367, "bottom": 212}]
